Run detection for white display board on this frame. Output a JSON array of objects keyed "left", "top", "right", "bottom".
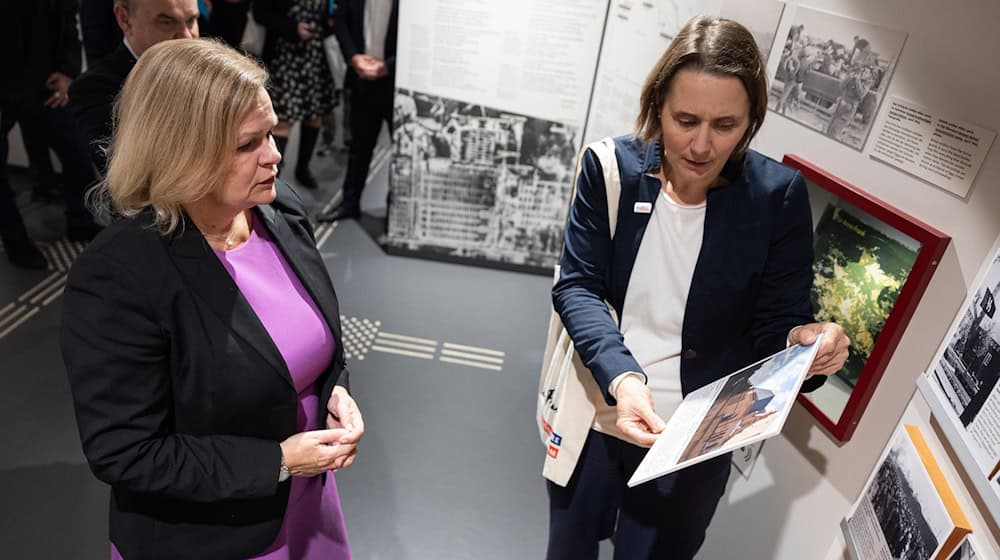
[
  {"left": 581, "top": 0, "right": 720, "bottom": 145},
  {"left": 396, "top": 0, "right": 607, "bottom": 128},
  {"left": 387, "top": 0, "right": 608, "bottom": 271}
]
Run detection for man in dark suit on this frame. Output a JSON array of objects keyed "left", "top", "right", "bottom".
[
  {"left": 317, "top": 0, "right": 398, "bottom": 222},
  {"left": 70, "top": 0, "right": 200, "bottom": 174},
  {"left": 0, "top": 0, "right": 100, "bottom": 269}
]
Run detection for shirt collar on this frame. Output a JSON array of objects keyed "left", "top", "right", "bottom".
[{"left": 123, "top": 37, "right": 139, "bottom": 60}]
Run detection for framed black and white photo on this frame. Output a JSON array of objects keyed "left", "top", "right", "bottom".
[
  {"left": 769, "top": 6, "right": 906, "bottom": 150},
  {"left": 843, "top": 425, "right": 970, "bottom": 560}
]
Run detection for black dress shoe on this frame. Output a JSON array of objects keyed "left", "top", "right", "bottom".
[
  {"left": 66, "top": 223, "right": 104, "bottom": 242},
  {"left": 316, "top": 205, "right": 361, "bottom": 223},
  {"left": 295, "top": 167, "right": 319, "bottom": 190},
  {"left": 4, "top": 238, "right": 48, "bottom": 270}
]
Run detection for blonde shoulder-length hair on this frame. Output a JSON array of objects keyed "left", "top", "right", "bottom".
[{"left": 93, "top": 38, "right": 269, "bottom": 234}]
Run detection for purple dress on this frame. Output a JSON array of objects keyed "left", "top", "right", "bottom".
[{"left": 111, "top": 217, "right": 351, "bottom": 559}]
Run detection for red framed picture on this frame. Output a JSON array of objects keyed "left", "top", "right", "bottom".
[{"left": 783, "top": 154, "right": 951, "bottom": 442}]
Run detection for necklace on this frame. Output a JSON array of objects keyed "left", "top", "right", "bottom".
[{"left": 203, "top": 211, "right": 251, "bottom": 250}]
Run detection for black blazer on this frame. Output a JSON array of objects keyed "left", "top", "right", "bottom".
[
  {"left": 62, "top": 182, "right": 349, "bottom": 560},
  {"left": 70, "top": 43, "right": 135, "bottom": 173},
  {"left": 0, "top": 0, "right": 82, "bottom": 95}
]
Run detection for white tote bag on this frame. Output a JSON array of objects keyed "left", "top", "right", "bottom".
[{"left": 538, "top": 137, "right": 621, "bottom": 487}]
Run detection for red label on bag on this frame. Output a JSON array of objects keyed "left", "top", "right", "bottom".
[
  {"left": 547, "top": 445, "right": 559, "bottom": 458},
  {"left": 541, "top": 418, "right": 553, "bottom": 435}
]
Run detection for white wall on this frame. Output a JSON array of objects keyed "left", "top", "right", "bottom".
[{"left": 700, "top": 1, "right": 1000, "bottom": 558}]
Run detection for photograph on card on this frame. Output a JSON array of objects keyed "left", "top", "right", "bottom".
[
  {"left": 769, "top": 6, "right": 906, "bottom": 150},
  {"left": 628, "top": 340, "right": 820, "bottom": 487},
  {"left": 844, "top": 425, "right": 970, "bottom": 560},
  {"left": 386, "top": 88, "right": 579, "bottom": 271},
  {"left": 933, "top": 249, "right": 1000, "bottom": 429}
]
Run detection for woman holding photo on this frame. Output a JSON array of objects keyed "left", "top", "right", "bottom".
[{"left": 548, "top": 16, "right": 850, "bottom": 560}]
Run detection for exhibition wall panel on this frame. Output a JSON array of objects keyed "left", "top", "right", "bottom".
[{"left": 700, "top": 0, "right": 1000, "bottom": 559}]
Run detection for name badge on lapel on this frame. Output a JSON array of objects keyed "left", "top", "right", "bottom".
[{"left": 633, "top": 202, "right": 652, "bottom": 214}]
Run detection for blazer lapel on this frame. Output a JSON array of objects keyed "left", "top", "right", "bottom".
[
  {"left": 611, "top": 140, "right": 663, "bottom": 312},
  {"left": 256, "top": 204, "right": 343, "bottom": 349},
  {"left": 167, "top": 219, "right": 295, "bottom": 390}
]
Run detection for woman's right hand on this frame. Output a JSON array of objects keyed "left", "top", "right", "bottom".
[
  {"left": 280, "top": 429, "right": 356, "bottom": 477},
  {"left": 615, "top": 376, "right": 666, "bottom": 448}
]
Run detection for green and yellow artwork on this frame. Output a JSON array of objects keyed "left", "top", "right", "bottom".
[{"left": 812, "top": 205, "right": 920, "bottom": 386}]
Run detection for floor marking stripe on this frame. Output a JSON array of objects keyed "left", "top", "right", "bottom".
[
  {"left": 0, "top": 305, "right": 31, "bottom": 331},
  {"left": 377, "top": 332, "right": 438, "bottom": 345},
  {"left": 316, "top": 223, "right": 337, "bottom": 248},
  {"left": 439, "top": 356, "right": 503, "bottom": 371},
  {"left": 370, "top": 345, "right": 435, "bottom": 360},
  {"left": 0, "top": 307, "right": 40, "bottom": 339},
  {"left": 18, "top": 272, "right": 63, "bottom": 302},
  {"left": 442, "top": 342, "right": 505, "bottom": 357},
  {"left": 45, "top": 243, "right": 66, "bottom": 272},
  {"left": 373, "top": 338, "right": 437, "bottom": 352},
  {"left": 30, "top": 277, "right": 67, "bottom": 305},
  {"left": 55, "top": 242, "right": 73, "bottom": 271},
  {"left": 440, "top": 348, "right": 504, "bottom": 364},
  {"left": 41, "top": 286, "right": 65, "bottom": 306}
]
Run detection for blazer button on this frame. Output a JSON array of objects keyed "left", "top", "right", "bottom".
[{"left": 683, "top": 348, "right": 697, "bottom": 359}]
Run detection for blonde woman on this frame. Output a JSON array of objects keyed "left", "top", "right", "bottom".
[{"left": 62, "top": 39, "right": 361, "bottom": 560}]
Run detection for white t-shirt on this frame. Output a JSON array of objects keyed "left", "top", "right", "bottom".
[
  {"left": 364, "top": 0, "right": 393, "bottom": 61},
  {"left": 592, "top": 189, "right": 706, "bottom": 440}
]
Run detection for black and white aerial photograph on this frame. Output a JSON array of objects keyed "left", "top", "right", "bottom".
[
  {"left": 933, "top": 250, "right": 1000, "bottom": 427},
  {"left": 769, "top": 6, "right": 906, "bottom": 150},
  {"left": 385, "top": 88, "right": 579, "bottom": 271},
  {"left": 865, "top": 428, "right": 950, "bottom": 560}
]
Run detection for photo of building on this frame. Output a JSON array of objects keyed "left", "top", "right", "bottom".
[{"left": 386, "top": 88, "right": 578, "bottom": 270}]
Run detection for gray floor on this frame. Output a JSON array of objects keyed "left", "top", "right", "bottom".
[{"left": 0, "top": 134, "right": 581, "bottom": 558}]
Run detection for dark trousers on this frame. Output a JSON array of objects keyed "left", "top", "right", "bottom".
[
  {"left": 1, "top": 88, "right": 98, "bottom": 242},
  {"left": 546, "top": 430, "right": 731, "bottom": 560},
  {"left": 340, "top": 75, "right": 393, "bottom": 209}
]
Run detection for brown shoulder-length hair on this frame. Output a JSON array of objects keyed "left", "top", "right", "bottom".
[
  {"left": 635, "top": 16, "right": 768, "bottom": 158},
  {"left": 90, "top": 38, "right": 269, "bottom": 234}
]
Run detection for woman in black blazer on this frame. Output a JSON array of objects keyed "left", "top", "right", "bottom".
[{"left": 62, "top": 39, "right": 362, "bottom": 560}]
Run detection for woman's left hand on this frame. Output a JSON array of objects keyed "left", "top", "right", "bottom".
[
  {"left": 326, "top": 386, "right": 365, "bottom": 470},
  {"left": 788, "top": 322, "right": 850, "bottom": 376}
]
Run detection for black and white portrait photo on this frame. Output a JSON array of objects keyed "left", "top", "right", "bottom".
[{"left": 769, "top": 7, "right": 906, "bottom": 150}]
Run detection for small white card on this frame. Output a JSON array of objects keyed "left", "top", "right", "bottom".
[{"left": 732, "top": 441, "right": 764, "bottom": 479}]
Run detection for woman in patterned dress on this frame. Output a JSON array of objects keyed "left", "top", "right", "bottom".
[{"left": 254, "top": 0, "right": 337, "bottom": 190}]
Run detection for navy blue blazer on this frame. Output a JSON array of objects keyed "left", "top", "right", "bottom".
[
  {"left": 553, "top": 135, "right": 824, "bottom": 406},
  {"left": 62, "top": 182, "right": 349, "bottom": 559},
  {"left": 333, "top": 0, "right": 398, "bottom": 83}
]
